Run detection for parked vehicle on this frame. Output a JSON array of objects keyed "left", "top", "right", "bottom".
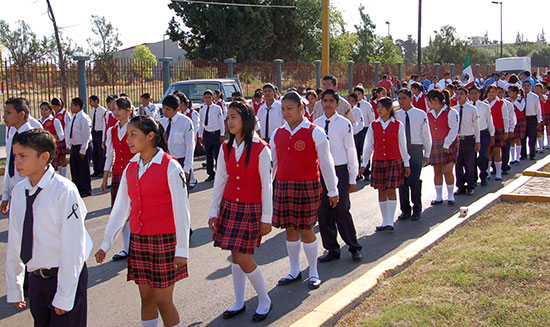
[
  {"left": 495, "top": 57, "right": 531, "bottom": 75},
  {"left": 160, "top": 78, "right": 243, "bottom": 109}
]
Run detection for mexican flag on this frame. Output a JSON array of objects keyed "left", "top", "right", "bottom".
[{"left": 462, "top": 54, "right": 475, "bottom": 88}]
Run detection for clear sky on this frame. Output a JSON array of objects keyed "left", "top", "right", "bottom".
[{"left": 1, "top": 0, "right": 548, "bottom": 53}]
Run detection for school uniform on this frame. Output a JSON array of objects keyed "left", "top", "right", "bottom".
[
  {"left": 252, "top": 100, "right": 265, "bottom": 114},
  {"left": 453, "top": 102, "right": 480, "bottom": 192},
  {"left": 199, "top": 103, "right": 225, "bottom": 179},
  {"left": 412, "top": 92, "right": 429, "bottom": 112},
  {"left": 357, "top": 100, "right": 375, "bottom": 177},
  {"left": 304, "top": 107, "right": 315, "bottom": 122},
  {"left": 100, "top": 149, "right": 190, "bottom": 288},
  {"left": 137, "top": 103, "right": 159, "bottom": 119},
  {"left": 40, "top": 115, "right": 65, "bottom": 169},
  {"left": 395, "top": 107, "right": 432, "bottom": 217},
  {"left": 89, "top": 105, "right": 107, "bottom": 176},
  {"left": 160, "top": 113, "right": 195, "bottom": 175},
  {"left": 486, "top": 98, "right": 509, "bottom": 148},
  {"left": 2, "top": 122, "right": 35, "bottom": 202},
  {"left": 104, "top": 122, "right": 132, "bottom": 205},
  {"left": 313, "top": 113, "right": 362, "bottom": 256},
  {"left": 214, "top": 99, "right": 226, "bottom": 115},
  {"left": 257, "top": 100, "right": 284, "bottom": 143},
  {"left": 6, "top": 166, "right": 92, "bottom": 326},
  {"left": 55, "top": 108, "right": 72, "bottom": 157},
  {"left": 102, "top": 111, "right": 117, "bottom": 143},
  {"left": 184, "top": 108, "right": 201, "bottom": 136},
  {"left": 369, "top": 98, "right": 379, "bottom": 119},
  {"left": 450, "top": 94, "right": 458, "bottom": 107},
  {"left": 6, "top": 117, "right": 42, "bottom": 143},
  {"left": 66, "top": 110, "right": 93, "bottom": 197},
  {"left": 427, "top": 105, "right": 459, "bottom": 166},
  {"left": 472, "top": 100, "right": 495, "bottom": 183},
  {"left": 313, "top": 97, "right": 356, "bottom": 123},
  {"left": 523, "top": 91, "right": 543, "bottom": 159},
  {"left": 352, "top": 106, "right": 366, "bottom": 171},
  {"left": 502, "top": 98, "right": 516, "bottom": 171}
]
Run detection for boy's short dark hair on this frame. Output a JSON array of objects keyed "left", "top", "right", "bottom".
[
  {"left": 231, "top": 91, "right": 242, "bottom": 97},
  {"left": 322, "top": 75, "right": 338, "bottom": 86},
  {"left": 89, "top": 95, "right": 100, "bottom": 102},
  {"left": 410, "top": 82, "right": 423, "bottom": 91},
  {"left": 13, "top": 129, "right": 56, "bottom": 164},
  {"left": 347, "top": 93, "right": 358, "bottom": 102},
  {"left": 263, "top": 83, "right": 275, "bottom": 91},
  {"left": 321, "top": 89, "right": 340, "bottom": 102},
  {"left": 162, "top": 95, "right": 180, "bottom": 110},
  {"left": 456, "top": 87, "right": 469, "bottom": 94},
  {"left": 71, "top": 98, "right": 84, "bottom": 109},
  {"left": 469, "top": 85, "right": 480, "bottom": 92},
  {"left": 106, "top": 95, "right": 118, "bottom": 103},
  {"left": 119, "top": 93, "right": 128, "bottom": 97},
  {"left": 253, "top": 92, "right": 262, "bottom": 99},
  {"left": 141, "top": 93, "right": 151, "bottom": 99},
  {"left": 353, "top": 86, "right": 365, "bottom": 94},
  {"left": 5, "top": 97, "right": 30, "bottom": 119},
  {"left": 397, "top": 88, "right": 412, "bottom": 97},
  {"left": 203, "top": 90, "right": 214, "bottom": 97}
]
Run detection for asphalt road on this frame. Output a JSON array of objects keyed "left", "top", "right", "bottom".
[{"left": 0, "top": 154, "right": 539, "bottom": 327}]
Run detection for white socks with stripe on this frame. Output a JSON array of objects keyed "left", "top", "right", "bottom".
[
  {"left": 229, "top": 263, "right": 246, "bottom": 311},
  {"left": 495, "top": 162, "right": 502, "bottom": 179},
  {"left": 303, "top": 240, "right": 319, "bottom": 281},
  {"left": 286, "top": 240, "right": 301, "bottom": 278},
  {"left": 435, "top": 185, "right": 443, "bottom": 201},
  {"left": 447, "top": 184, "right": 455, "bottom": 202},
  {"left": 141, "top": 318, "right": 158, "bottom": 327},
  {"left": 384, "top": 200, "right": 396, "bottom": 227},
  {"left": 246, "top": 267, "right": 271, "bottom": 315}
]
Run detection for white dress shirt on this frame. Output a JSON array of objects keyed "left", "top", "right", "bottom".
[
  {"left": 199, "top": 103, "right": 225, "bottom": 137},
  {"left": 395, "top": 107, "right": 432, "bottom": 157},
  {"left": 438, "top": 78, "right": 453, "bottom": 90},
  {"left": 270, "top": 119, "right": 339, "bottom": 197},
  {"left": 7, "top": 118, "right": 42, "bottom": 142},
  {"left": 210, "top": 136, "right": 272, "bottom": 222},
  {"left": 89, "top": 105, "right": 107, "bottom": 132},
  {"left": 362, "top": 117, "right": 411, "bottom": 167},
  {"left": 256, "top": 100, "right": 284, "bottom": 140},
  {"left": 502, "top": 98, "right": 517, "bottom": 132},
  {"left": 6, "top": 166, "right": 92, "bottom": 311},
  {"left": 160, "top": 113, "right": 195, "bottom": 173},
  {"left": 313, "top": 113, "right": 359, "bottom": 184},
  {"left": 65, "top": 110, "right": 92, "bottom": 155},
  {"left": 524, "top": 92, "right": 543, "bottom": 122},
  {"left": 2, "top": 122, "right": 35, "bottom": 201},
  {"left": 184, "top": 108, "right": 201, "bottom": 135},
  {"left": 470, "top": 100, "right": 495, "bottom": 136},
  {"left": 138, "top": 103, "right": 160, "bottom": 120},
  {"left": 352, "top": 106, "right": 365, "bottom": 135},
  {"left": 358, "top": 99, "right": 375, "bottom": 127},
  {"left": 453, "top": 102, "right": 481, "bottom": 142},
  {"left": 487, "top": 98, "right": 510, "bottom": 132},
  {"left": 313, "top": 97, "right": 356, "bottom": 123},
  {"left": 100, "top": 148, "right": 191, "bottom": 258},
  {"left": 428, "top": 105, "right": 459, "bottom": 149},
  {"left": 39, "top": 115, "right": 65, "bottom": 142},
  {"left": 103, "top": 121, "right": 129, "bottom": 172}
]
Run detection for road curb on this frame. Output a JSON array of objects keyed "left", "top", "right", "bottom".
[{"left": 289, "top": 160, "right": 541, "bottom": 327}]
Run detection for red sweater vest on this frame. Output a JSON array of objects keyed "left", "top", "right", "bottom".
[
  {"left": 127, "top": 153, "right": 175, "bottom": 235},
  {"left": 490, "top": 99, "right": 505, "bottom": 129},
  {"left": 413, "top": 93, "right": 428, "bottom": 112},
  {"left": 450, "top": 95, "right": 458, "bottom": 107},
  {"left": 372, "top": 120, "right": 401, "bottom": 161},
  {"left": 304, "top": 108, "right": 314, "bottom": 122},
  {"left": 222, "top": 139, "right": 267, "bottom": 203},
  {"left": 428, "top": 109, "right": 451, "bottom": 140},
  {"left": 55, "top": 110, "right": 68, "bottom": 128},
  {"left": 274, "top": 124, "right": 320, "bottom": 181},
  {"left": 111, "top": 125, "right": 133, "bottom": 175},
  {"left": 42, "top": 119, "right": 58, "bottom": 138},
  {"left": 514, "top": 97, "right": 525, "bottom": 119},
  {"left": 370, "top": 100, "right": 379, "bottom": 119},
  {"left": 185, "top": 109, "right": 193, "bottom": 120},
  {"left": 253, "top": 100, "right": 265, "bottom": 114}
]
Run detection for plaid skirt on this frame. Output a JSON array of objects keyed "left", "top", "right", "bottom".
[
  {"left": 128, "top": 233, "right": 187, "bottom": 288},
  {"left": 213, "top": 198, "right": 262, "bottom": 254},
  {"left": 110, "top": 174, "right": 122, "bottom": 206},
  {"left": 56, "top": 140, "right": 70, "bottom": 155},
  {"left": 544, "top": 113, "right": 550, "bottom": 126},
  {"left": 273, "top": 180, "right": 322, "bottom": 230},
  {"left": 493, "top": 128, "right": 506, "bottom": 147},
  {"left": 430, "top": 138, "right": 459, "bottom": 166},
  {"left": 371, "top": 159, "right": 405, "bottom": 190},
  {"left": 514, "top": 118, "right": 526, "bottom": 139}
]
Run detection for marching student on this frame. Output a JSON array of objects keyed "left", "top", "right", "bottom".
[
  {"left": 214, "top": 89, "right": 227, "bottom": 116},
  {"left": 348, "top": 93, "right": 366, "bottom": 179},
  {"left": 521, "top": 80, "right": 542, "bottom": 160},
  {"left": 497, "top": 86, "right": 516, "bottom": 174},
  {"left": 484, "top": 85, "right": 509, "bottom": 180},
  {"left": 394, "top": 89, "right": 431, "bottom": 221},
  {"left": 1, "top": 97, "right": 37, "bottom": 216},
  {"left": 96, "top": 116, "right": 190, "bottom": 327},
  {"left": 354, "top": 86, "right": 375, "bottom": 179},
  {"left": 304, "top": 90, "right": 317, "bottom": 122},
  {"left": 469, "top": 86, "right": 495, "bottom": 186},
  {"left": 256, "top": 83, "right": 284, "bottom": 143},
  {"left": 446, "top": 84, "right": 458, "bottom": 107},
  {"left": 361, "top": 96, "right": 411, "bottom": 230},
  {"left": 137, "top": 93, "right": 159, "bottom": 119},
  {"left": 313, "top": 75, "right": 355, "bottom": 123},
  {"left": 271, "top": 91, "right": 338, "bottom": 290},
  {"left": 66, "top": 98, "right": 93, "bottom": 197},
  {"left": 209, "top": 101, "right": 273, "bottom": 322},
  {"left": 426, "top": 89, "right": 459, "bottom": 205},
  {"left": 411, "top": 82, "right": 429, "bottom": 112},
  {"left": 453, "top": 87, "right": 480, "bottom": 195},
  {"left": 51, "top": 97, "right": 71, "bottom": 177},
  {"left": 89, "top": 95, "right": 107, "bottom": 178},
  {"left": 370, "top": 87, "right": 387, "bottom": 119},
  {"left": 252, "top": 92, "right": 265, "bottom": 114},
  {"left": 199, "top": 90, "right": 225, "bottom": 182},
  {"left": 101, "top": 96, "right": 134, "bottom": 261},
  {"left": 6, "top": 129, "right": 92, "bottom": 326},
  {"left": 508, "top": 85, "right": 525, "bottom": 164},
  {"left": 177, "top": 93, "right": 200, "bottom": 188},
  {"left": 313, "top": 89, "right": 362, "bottom": 262},
  {"left": 534, "top": 83, "right": 548, "bottom": 152},
  {"left": 103, "top": 95, "right": 118, "bottom": 146},
  {"left": 38, "top": 102, "right": 65, "bottom": 170}
]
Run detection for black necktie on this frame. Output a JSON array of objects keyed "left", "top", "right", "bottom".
[
  {"left": 92, "top": 109, "right": 97, "bottom": 131},
  {"left": 325, "top": 119, "right": 330, "bottom": 136},
  {"left": 70, "top": 115, "right": 76, "bottom": 139},
  {"left": 20, "top": 187, "right": 43, "bottom": 264},
  {"left": 458, "top": 105, "right": 464, "bottom": 134},
  {"left": 9, "top": 131, "right": 18, "bottom": 178},
  {"left": 204, "top": 105, "right": 210, "bottom": 127},
  {"left": 405, "top": 111, "right": 412, "bottom": 148},
  {"left": 265, "top": 107, "right": 271, "bottom": 140},
  {"left": 166, "top": 118, "right": 172, "bottom": 140}
]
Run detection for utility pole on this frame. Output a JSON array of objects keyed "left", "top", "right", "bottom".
[
  {"left": 492, "top": 1, "right": 503, "bottom": 58},
  {"left": 321, "top": 0, "right": 330, "bottom": 76},
  {"left": 45, "top": 0, "right": 67, "bottom": 103},
  {"left": 417, "top": 0, "right": 422, "bottom": 73}
]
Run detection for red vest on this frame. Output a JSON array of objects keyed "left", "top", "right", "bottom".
[
  {"left": 413, "top": 93, "right": 428, "bottom": 112},
  {"left": 514, "top": 97, "right": 525, "bottom": 119},
  {"left": 304, "top": 108, "right": 314, "bottom": 122},
  {"left": 489, "top": 99, "right": 505, "bottom": 129},
  {"left": 55, "top": 109, "right": 68, "bottom": 128},
  {"left": 428, "top": 108, "right": 452, "bottom": 140},
  {"left": 372, "top": 120, "right": 401, "bottom": 161},
  {"left": 370, "top": 100, "right": 379, "bottom": 119},
  {"left": 274, "top": 124, "right": 320, "bottom": 181},
  {"left": 253, "top": 100, "right": 265, "bottom": 114},
  {"left": 126, "top": 152, "right": 175, "bottom": 235},
  {"left": 111, "top": 125, "right": 133, "bottom": 175},
  {"left": 222, "top": 139, "right": 267, "bottom": 203},
  {"left": 104, "top": 112, "right": 117, "bottom": 140},
  {"left": 41, "top": 118, "right": 57, "bottom": 138},
  {"left": 450, "top": 95, "right": 458, "bottom": 107},
  {"left": 185, "top": 109, "right": 194, "bottom": 120}
]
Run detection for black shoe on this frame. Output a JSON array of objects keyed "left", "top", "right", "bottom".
[
  {"left": 351, "top": 251, "right": 363, "bottom": 261},
  {"left": 252, "top": 303, "right": 273, "bottom": 323},
  {"left": 112, "top": 250, "right": 128, "bottom": 261},
  {"left": 318, "top": 252, "right": 340, "bottom": 263},
  {"left": 205, "top": 175, "right": 215, "bottom": 182},
  {"left": 411, "top": 213, "right": 421, "bottom": 221},
  {"left": 202, "top": 163, "right": 207, "bottom": 168},
  {"left": 398, "top": 212, "right": 411, "bottom": 220},
  {"left": 308, "top": 278, "right": 322, "bottom": 289},
  {"left": 502, "top": 171, "right": 509, "bottom": 175},
  {"left": 223, "top": 305, "right": 246, "bottom": 319},
  {"left": 480, "top": 180, "right": 488, "bottom": 186},
  {"left": 376, "top": 225, "right": 394, "bottom": 232},
  {"left": 448, "top": 200, "right": 455, "bottom": 206},
  {"left": 277, "top": 272, "right": 302, "bottom": 285},
  {"left": 454, "top": 188, "right": 466, "bottom": 196},
  {"left": 466, "top": 189, "right": 474, "bottom": 196},
  {"left": 495, "top": 177, "right": 502, "bottom": 181},
  {"left": 530, "top": 157, "right": 536, "bottom": 161},
  {"left": 431, "top": 200, "right": 443, "bottom": 205},
  {"left": 356, "top": 175, "right": 363, "bottom": 181}
]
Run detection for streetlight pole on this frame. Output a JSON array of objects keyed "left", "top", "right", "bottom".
[
  {"left": 492, "top": 1, "right": 503, "bottom": 58},
  {"left": 385, "top": 21, "right": 390, "bottom": 38},
  {"left": 417, "top": 0, "right": 422, "bottom": 73}
]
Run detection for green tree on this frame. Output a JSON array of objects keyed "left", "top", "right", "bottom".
[
  {"left": 424, "top": 25, "right": 469, "bottom": 64},
  {"left": 132, "top": 45, "right": 157, "bottom": 79},
  {"left": 0, "top": 20, "right": 51, "bottom": 66},
  {"left": 395, "top": 35, "right": 417, "bottom": 64},
  {"left": 353, "top": 4, "right": 376, "bottom": 62},
  {"left": 369, "top": 36, "right": 403, "bottom": 64},
  {"left": 87, "top": 15, "right": 122, "bottom": 62}
]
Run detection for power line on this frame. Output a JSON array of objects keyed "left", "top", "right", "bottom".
[{"left": 172, "top": 0, "right": 297, "bottom": 9}]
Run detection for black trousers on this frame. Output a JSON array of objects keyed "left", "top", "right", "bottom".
[
  {"left": 91, "top": 130, "right": 104, "bottom": 175},
  {"left": 319, "top": 165, "right": 362, "bottom": 254},
  {"left": 456, "top": 136, "right": 476, "bottom": 190},
  {"left": 476, "top": 129, "right": 490, "bottom": 183},
  {"left": 502, "top": 137, "right": 512, "bottom": 170},
  {"left": 29, "top": 264, "right": 87, "bottom": 327},
  {"left": 204, "top": 130, "right": 221, "bottom": 177},
  {"left": 399, "top": 144, "right": 423, "bottom": 215},
  {"left": 70, "top": 144, "right": 92, "bottom": 197},
  {"left": 525, "top": 116, "right": 538, "bottom": 159}
]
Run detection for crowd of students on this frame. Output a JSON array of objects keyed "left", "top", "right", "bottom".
[{"left": 3, "top": 69, "right": 549, "bottom": 326}]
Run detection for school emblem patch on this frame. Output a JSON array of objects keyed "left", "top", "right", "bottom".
[{"left": 294, "top": 140, "right": 306, "bottom": 151}]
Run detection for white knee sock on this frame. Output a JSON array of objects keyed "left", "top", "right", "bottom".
[
  {"left": 385, "top": 200, "right": 397, "bottom": 226},
  {"left": 512, "top": 146, "right": 517, "bottom": 161},
  {"left": 447, "top": 184, "right": 455, "bottom": 201},
  {"left": 547, "top": 135, "right": 550, "bottom": 147},
  {"left": 122, "top": 222, "right": 131, "bottom": 253},
  {"left": 538, "top": 137, "right": 544, "bottom": 150},
  {"left": 379, "top": 201, "right": 388, "bottom": 226},
  {"left": 141, "top": 318, "right": 158, "bottom": 327},
  {"left": 246, "top": 267, "right": 271, "bottom": 315},
  {"left": 229, "top": 264, "right": 246, "bottom": 311},
  {"left": 286, "top": 240, "right": 301, "bottom": 278},
  {"left": 435, "top": 185, "right": 443, "bottom": 201},
  {"left": 495, "top": 162, "right": 502, "bottom": 179},
  {"left": 303, "top": 240, "right": 320, "bottom": 281}
]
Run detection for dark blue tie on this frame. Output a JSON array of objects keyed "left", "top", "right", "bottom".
[
  {"left": 9, "top": 131, "right": 18, "bottom": 178},
  {"left": 20, "top": 187, "right": 43, "bottom": 264}
]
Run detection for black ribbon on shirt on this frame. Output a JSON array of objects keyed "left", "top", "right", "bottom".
[{"left": 67, "top": 203, "right": 79, "bottom": 220}]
